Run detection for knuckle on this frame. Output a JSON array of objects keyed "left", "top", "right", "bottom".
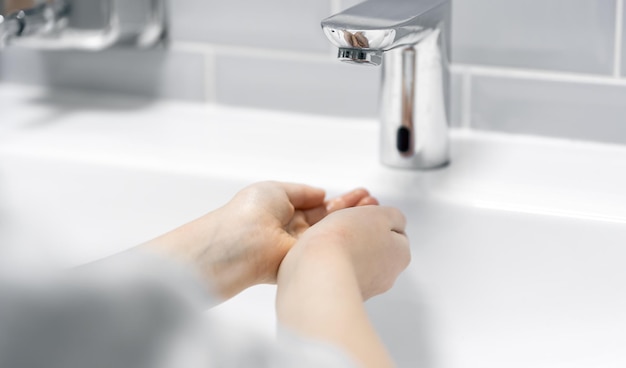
[
  {"left": 382, "top": 277, "right": 396, "bottom": 293},
  {"left": 403, "top": 248, "right": 412, "bottom": 268},
  {"left": 392, "top": 207, "right": 407, "bottom": 223},
  {"left": 256, "top": 180, "right": 276, "bottom": 190}
]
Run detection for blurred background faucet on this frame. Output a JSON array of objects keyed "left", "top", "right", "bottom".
[
  {"left": 0, "top": 0, "right": 166, "bottom": 50},
  {"left": 322, "top": 0, "right": 451, "bottom": 169}
]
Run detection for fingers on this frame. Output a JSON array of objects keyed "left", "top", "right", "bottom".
[
  {"left": 326, "top": 188, "right": 377, "bottom": 212},
  {"left": 274, "top": 182, "right": 376, "bottom": 213},
  {"left": 276, "top": 182, "right": 326, "bottom": 210},
  {"left": 357, "top": 196, "right": 379, "bottom": 206},
  {"left": 304, "top": 188, "right": 378, "bottom": 226},
  {"left": 301, "top": 206, "right": 328, "bottom": 227}
]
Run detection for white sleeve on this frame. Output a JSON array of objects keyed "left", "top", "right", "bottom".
[{"left": 0, "top": 251, "right": 357, "bottom": 368}]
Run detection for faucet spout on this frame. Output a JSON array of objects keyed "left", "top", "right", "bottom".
[
  {"left": 0, "top": 0, "right": 165, "bottom": 50},
  {"left": 322, "top": 0, "right": 445, "bottom": 52},
  {"left": 337, "top": 48, "right": 383, "bottom": 66},
  {"left": 321, "top": 0, "right": 451, "bottom": 170},
  {"left": 0, "top": 1, "right": 70, "bottom": 48}
]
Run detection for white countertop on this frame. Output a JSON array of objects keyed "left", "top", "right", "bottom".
[
  {"left": 1, "top": 84, "right": 625, "bottom": 368},
  {"left": 2, "top": 83, "right": 626, "bottom": 224}
]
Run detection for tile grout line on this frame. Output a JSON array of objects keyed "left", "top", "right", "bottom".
[
  {"left": 171, "top": 42, "right": 219, "bottom": 104},
  {"left": 614, "top": 0, "right": 624, "bottom": 78},
  {"left": 452, "top": 63, "right": 626, "bottom": 86},
  {"left": 328, "top": 0, "right": 342, "bottom": 57},
  {"left": 461, "top": 68, "right": 472, "bottom": 130},
  {"left": 204, "top": 49, "right": 218, "bottom": 105}
]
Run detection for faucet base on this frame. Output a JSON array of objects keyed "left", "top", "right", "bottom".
[
  {"left": 379, "top": 30, "right": 450, "bottom": 170},
  {"left": 380, "top": 145, "right": 450, "bottom": 170},
  {"left": 321, "top": 0, "right": 451, "bottom": 170},
  {"left": 380, "top": 160, "right": 451, "bottom": 171}
]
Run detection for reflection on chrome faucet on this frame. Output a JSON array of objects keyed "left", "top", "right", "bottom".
[
  {"left": 0, "top": 0, "right": 166, "bottom": 50},
  {"left": 322, "top": 0, "right": 451, "bottom": 170},
  {"left": 0, "top": 0, "right": 70, "bottom": 47},
  {"left": 0, "top": 13, "right": 19, "bottom": 46},
  {"left": 343, "top": 30, "right": 370, "bottom": 48}
]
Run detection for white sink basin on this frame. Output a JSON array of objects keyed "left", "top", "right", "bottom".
[{"left": 1, "top": 85, "right": 625, "bottom": 368}]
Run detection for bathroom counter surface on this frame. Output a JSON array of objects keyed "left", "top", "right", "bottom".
[
  {"left": 2, "top": 84, "right": 626, "bottom": 224},
  {"left": 1, "top": 84, "right": 625, "bottom": 368}
]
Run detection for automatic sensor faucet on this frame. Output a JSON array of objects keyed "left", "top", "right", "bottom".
[{"left": 322, "top": 0, "right": 451, "bottom": 169}]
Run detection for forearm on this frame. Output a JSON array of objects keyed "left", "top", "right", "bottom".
[
  {"left": 276, "top": 246, "right": 394, "bottom": 368},
  {"left": 139, "top": 209, "right": 254, "bottom": 300}
]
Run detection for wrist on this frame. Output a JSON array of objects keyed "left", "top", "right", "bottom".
[
  {"left": 277, "top": 237, "right": 358, "bottom": 301},
  {"left": 141, "top": 210, "right": 255, "bottom": 300},
  {"left": 188, "top": 209, "right": 259, "bottom": 299},
  {"left": 275, "top": 238, "right": 394, "bottom": 368}
]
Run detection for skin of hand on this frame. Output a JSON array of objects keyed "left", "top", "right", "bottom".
[
  {"left": 275, "top": 206, "right": 410, "bottom": 368},
  {"left": 142, "top": 181, "right": 378, "bottom": 300}
]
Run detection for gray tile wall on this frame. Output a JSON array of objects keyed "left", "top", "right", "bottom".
[
  {"left": 0, "top": 48, "right": 206, "bottom": 100},
  {"left": 453, "top": 0, "right": 626, "bottom": 144},
  {"left": 1, "top": 0, "right": 625, "bottom": 144},
  {"left": 453, "top": 0, "right": 617, "bottom": 74},
  {"left": 471, "top": 75, "right": 626, "bottom": 144},
  {"left": 170, "top": 0, "right": 332, "bottom": 52}
]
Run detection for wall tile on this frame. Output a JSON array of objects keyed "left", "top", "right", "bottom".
[
  {"left": 0, "top": 48, "right": 206, "bottom": 101},
  {"left": 471, "top": 75, "right": 626, "bottom": 144},
  {"left": 622, "top": 1, "right": 626, "bottom": 77},
  {"left": 215, "top": 54, "right": 379, "bottom": 117},
  {"left": 169, "top": 0, "right": 332, "bottom": 53},
  {"left": 453, "top": 0, "right": 616, "bottom": 75},
  {"left": 0, "top": 49, "right": 48, "bottom": 86},
  {"left": 450, "top": 71, "right": 464, "bottom": 128}
]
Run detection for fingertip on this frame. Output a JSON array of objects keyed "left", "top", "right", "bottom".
[
  {"left": 325, "top": 187, "right": 378, "bottom": 212},
  {"left": 353, "top": 187, "right": 370, "bottom": 196},
  {"left": 357, "top": 196, "right": 379, "bottom": 206},
  {"left": 325, "top": 197, "right": 344, "bottom": 213}
]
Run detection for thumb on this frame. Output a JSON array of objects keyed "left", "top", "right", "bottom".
[{"left": 277, "top": 182, "right": 326, "bottom": 209}]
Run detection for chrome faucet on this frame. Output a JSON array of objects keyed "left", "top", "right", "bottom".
[
  {"left": 0, "top": 1, "right": 70, "bottom": 47},
  {"left": 0, "top": 0, "right": 166, "bottom": 50},
  {"left": 322, "top": 0, "right": 451, "bottom": 169}
]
